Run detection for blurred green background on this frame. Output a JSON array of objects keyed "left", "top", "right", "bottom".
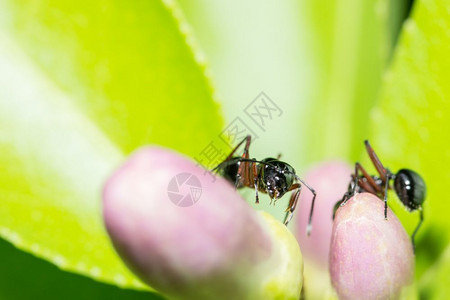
[{"left": 0, "top": 0, "right": 449, "bottom": 299}]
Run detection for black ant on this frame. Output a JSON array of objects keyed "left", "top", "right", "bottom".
[
  {"left": 335, "top": 140, "right": 426, "bottom": 248},
  {"left": 213, "top": 135, "right": 316, "bottom": 235}
]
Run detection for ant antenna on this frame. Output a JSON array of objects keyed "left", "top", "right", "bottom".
[
  {"left": 212, "top": 158, "right": 278, "bottom": 172},
  {"left": 295, "top": 175, "right": 317, "bottom": 236}
]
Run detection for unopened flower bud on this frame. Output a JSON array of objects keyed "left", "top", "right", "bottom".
[
  {"left": 330, "top": 193, "right": 414, "bottom": 300},
  {"left": 103, "top": 146, "right": 303, "bottom": 300}
]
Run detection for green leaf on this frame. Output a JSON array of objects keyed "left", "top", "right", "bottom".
[
  {"left": 0, "top": 0, "right": 223, "bottom": 290},
  {"left": 0, "top": 0, "right": 221, "bottom": 154},
  {"left": 368, "top": 0, "right": 450, "bottom": 278},
  {"left": 304, "top": 0, "right": 392, "bottom": 163},
  {"left": 0, "top": 238, "right": 164, "bottom": 299},
  {"left": 419, "top": 244, "right": 450, "bottom": 299}
]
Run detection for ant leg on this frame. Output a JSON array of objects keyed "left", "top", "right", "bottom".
[
  {"left": 339, "top": 193, "right": 350, "bottom": 207},
  {"left": 238, "top": 137, "right": 253, "bottom": 186},
  {"left": 284, "top": 183, "right": 301, "bottom": 226},
  {"left": 340, "top": 180, "right": 374, "bottom": 204},
  {"left": 340, "top": 182, "right": 353, "bottom": 207},
  {"left": 342, "top": 170, "right": 376, "bottom": 208},
  {"left": 234, "top": 174, "right": 241, "bottom": 190},
  {"left": 359, "top": 179, "right": 378, "bottom": 194},
  {"left": 252, "top": 161, "right": 259, "bottom": 204},
  {"left": 356, "top": 161, "right": 391, "bottom": 220},
  {"left": 411, "top": 208, "right": 424, "bottom": 252},
  {"left": 352, "top": 163, "right": 359, "bottom": 196},
  {"left": 228, "top": 135, "right": 251, "bottom": 161},
  {"left": 342, "top": 161, "right": 374, "bottom": 206},
  {"left": 238, "top": 135, "right": 251, "bottom": 161},
  {"left": 355, "top": 162, "right": 384, "bottom": 194},
  {"left": 254, "top": 178, "right": 259, "bottom": 203},
  {"left": 212, "top": 135, "right": 251, "bottom": 172},
  {"left": 383, "top": 173, "right": 391, "bottom": 220},
  {"left": 234, "top": 136, "right": 253, "bottom": 187},
  {"left": 365, "top": 140, "right": 388, "bottom": 182},
  {"left": 294, "top": 176, "right": 316, "bottom": 236},
  {"left": 276, "top": 153, "right": 282, "bottom": 160}
]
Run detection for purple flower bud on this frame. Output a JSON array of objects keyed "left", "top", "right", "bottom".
[
  {"left": 330, "top": 193, "right": 415, "bottom": 300},
  {"left": 102, "top": 146, "right": 303, "bottom": 299}
]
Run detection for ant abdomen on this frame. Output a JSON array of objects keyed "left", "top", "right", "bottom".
[
  {"left": 217, "top": 157, "right": 241, "bottom": 186},
  {"left": 394, "top": 169, "right": 426, "bottom": 211}
]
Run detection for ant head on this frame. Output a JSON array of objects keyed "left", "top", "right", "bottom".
[
  {"left": 260, "top": 159, "right": 295, "bottom": 200},
  {"left": 394, "top": 169, "right": 426, "bottom": 211}
]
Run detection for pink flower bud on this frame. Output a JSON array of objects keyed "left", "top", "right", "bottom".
[
  {"left": 330, "top": 192, "right": 415, "bottom": 300},
  {"left": 295, "top": 161, "right": 352, "bottom": 267},
  {"left": 102, "top": 146, "right": 303, "bottom": 299}
]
